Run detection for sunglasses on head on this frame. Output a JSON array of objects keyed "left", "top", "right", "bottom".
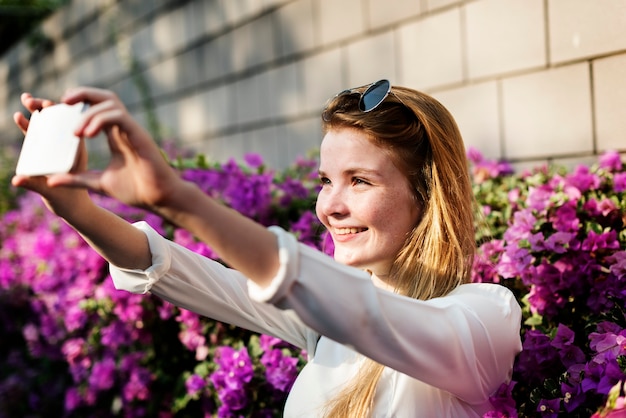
[{"left": 337, "top": 79, "right": 393, "bottom": 112}]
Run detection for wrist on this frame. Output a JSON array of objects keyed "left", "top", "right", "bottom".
[{"left": 150, "top": 180, "right": 207, "bottom": 225}]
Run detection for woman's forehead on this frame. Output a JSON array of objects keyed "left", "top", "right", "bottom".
[{"left": 319, "top": 129, "right": 397, "bottom": 174}]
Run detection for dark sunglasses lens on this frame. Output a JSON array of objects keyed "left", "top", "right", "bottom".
[{"left": 359, "top": 79, "right": 391, "bottom": 112}]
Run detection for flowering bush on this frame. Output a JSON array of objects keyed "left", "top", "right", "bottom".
[
  {"left": 471, "top": 149, "right": 626, "bottom": 417},
  {"left": 0, "top": 153, "right": 319, "bottom": 417},
  {"left": 1, "top": 148, "right": 625, "bottom": 417}
]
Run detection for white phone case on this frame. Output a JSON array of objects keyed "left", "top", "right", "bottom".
[{"left": 15, "top": 102, "right": 87, "bottom": 176}]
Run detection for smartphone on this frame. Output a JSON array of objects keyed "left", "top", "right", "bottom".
[{"left": 15, "top": 102, "right": 88, "bottom": 176}]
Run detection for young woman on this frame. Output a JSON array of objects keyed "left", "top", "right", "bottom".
[{"left": 13, "top": 80, "right": 522, "bottom": 417}]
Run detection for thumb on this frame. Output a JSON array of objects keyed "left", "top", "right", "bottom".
[
  {"left": 12, "top": 174, "right": 50, "bottom": 194},
  {"left": 46, "top": 171, "right": 104, "bottom": 193}
]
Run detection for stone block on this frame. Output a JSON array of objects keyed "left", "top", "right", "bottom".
[
  {"left": 502, "top": 64, "right": 593, "bottom": 159},
  {"left": 465, "top": 0, "right": 546, "bottom": 80}
]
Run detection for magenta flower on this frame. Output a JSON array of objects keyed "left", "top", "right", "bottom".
[
  {"left": 244, "top": 153, "right": 264, "bottom": 169},
  {"left": 259, "top": 334, "right": 284, "bottom": 351},
  {"left": 582, "top": 230, "right": 620, "bottom": 253},
  {"left": 185, "top": 373, "right": 206, "bottom": 396},
  {"left": 599, "top": 151, "right": 623, "bottom": 172},
  {"left": 486, "top": 380, "right": 518, "bottom": 417},
  {"left": 614, "top": 172, "right": 626, "bottom": 192},
  {"left": 526, "top": 185, "right": 554, "bottom": 212},
  {"left": 550, "top": 203, "right": 580, "bottom": 233},
  {"left": 543, "top": 231, "right": 575, "bottom": 253},
  {"left": 537, "top": 398, "right": 561, "bottom": 417},
  {"left": 89, "top": 357, "right": 117, "bottom": 391},
  {"left": 122, "top": 367, "right": 153, "bottom": 402},
  {"left": 261, "top": 349, "right": 299, "bottom": 392},
  {"left": 608, "top": 251, "right": 626, "bottom": 280},
  {"left": 64, "top": 387, "right": 82, "bottom": 411},
  {"left": 566, "top": 165, "right": 601, "bottom": 192}
]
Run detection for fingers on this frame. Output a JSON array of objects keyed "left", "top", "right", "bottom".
[
  {"left": 46, "top": 172, "right": 103, "bottom": 192},
  {"left": 79, "top": 104, "right": 128, "bottom": 139},
  {"left": 61, "top": 86, "right": 118, "bottom": 108},
  {"left": 13, "top": 170, "right": 101, "bottom": 195},
  {"left": 12, "top": 174, "right": 51, "bottom": 194},
  {"left": 69, "top": 94, "right": 155, "bottom": 160},
  {"left": 14, "top": 92, "right": 56, "bottom": 133},
  {"left": 62, "top": 88, "right": 131, "bottom": 140},
  {"left": 13, "top": 111, "right": 29, "bottom": 134},
  {"left": 20, "top": 92, "right": 55, "bottom": 113}
]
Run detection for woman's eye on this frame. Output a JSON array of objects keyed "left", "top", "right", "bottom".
[
  {"left": 319, "top": 177, "right": 331, "bottom": 185},
  {"left": 352, "top": 177, "right": 368, "bottom": 185}
]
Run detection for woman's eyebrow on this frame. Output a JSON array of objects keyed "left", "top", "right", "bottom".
[{"left": 318, "top": 168, "right": 382, "bottom": 177}]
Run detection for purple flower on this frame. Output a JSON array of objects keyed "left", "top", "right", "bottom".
[
  {"left": 290, "top": 211, "right": 323, "bottom": 248},
  {"left": 597, "top": 198, "right": 618, "bottom": 217},
  {"left": 550, "top": 203, "right": 580, "bottom": 233},
  {"left": 589, "top": 330, "right": 626, "bottom": 359},
  {"left": 551, "top": 324, "right": 576, "bottom": 349},
  {"left": 211, "top": 346, "right": 254, "bottom": 389},
  {"left": 261, "top": 349, "right": 299, "bottom": 392},
  {"left": 64, "top": 387, "right": 82, "bottom": 411},
  {"left": 526, "top": 186, "right": 554, "bottom": 212},
  {"left": 561, "top": 369, "right": 586, "bottom": 412},
  {"left": 487, "top": 381, "right": 518, "bottom": 417},
  {"left": 277, "top": 177, "right": 311, "bottom": 206},
  {"left": 32, "top": 229, "right": 56, "bottom": 259},
  {"left": 185, "top": 374, "right": 206, "bottom": 396},
  {"left": 566, "top": 165, "right": 601, "bottom": 192},
  {"left": 599, "top": 151, "right": 623, "bottom": 172},
  {"left": 216, "top": 387, "right": 248, "bottom": 412},
  {"left": 582, "top": 230, "right": 620, "bottom": 253},
  {"left": 557, "top": 345, "right": 587, "bottom": 369},
  {"left": 503, "top": 209, "right": 537, "bottom": 242},
  {"left": 496, "top": 246, "right": 533, "bottom": 280},
  {"left": 467, "top": 147, "right": 514, "bottom": 181},
  {"left": 515, "top": 330, "right": 560, "bottom": 385},
  {"left": 259, "top": 334, "right": 284, "bottom": 351},
  {"left": 209, "top": 346, "right": 256, "bottom": 413},
  {"left": 244, "top": 153, "right": 264, "bottom": 169},
  {"left": 537, "top": 398, "right": 561, "bottom": 417},
  {"left": 473, "top": 240, "right": 505, "bottom": 283},
  {"left": 122, "top": 367, "right": 152, "bottom": 402},
  {"left": 614, "top": 172, "right": 626, "bottom": 192},
  {"left": 100, "top": 321, "right": 131, "bottom": 350},
  {"left": 609, "top": 251, "right": 626, "bottom": 280},
  {"left": 543, "top": 231, "right": 574, "bottom": 254},
  {"left": 88, "top": 357, "right": 116, "bottom": 391}
]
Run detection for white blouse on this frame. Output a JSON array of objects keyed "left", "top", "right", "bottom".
[{"left": 110, "top": 222, "right": 522, "bottom": 417}]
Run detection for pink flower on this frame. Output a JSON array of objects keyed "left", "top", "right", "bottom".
[
  {"left": 599, "top": 151, "right": 623, "bottom": 172},
  {"left": 185, "top": 374, "right": 206, "bottom": 396},
  {"left": 614, "top": 172, "right": 626, "bottom": 192},
  {"left": 89, "top": 357, "right": 117, "bottom": 391}
]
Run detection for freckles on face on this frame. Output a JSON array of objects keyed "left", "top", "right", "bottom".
[{"left": 315, "top": 128, "right": 421, "bottom": 275}]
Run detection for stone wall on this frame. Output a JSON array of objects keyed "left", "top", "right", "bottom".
[{"left": 1, "top": 0, "right": 625, "bottom": 169}]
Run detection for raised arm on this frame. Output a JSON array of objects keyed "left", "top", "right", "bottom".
[
  {"left": 12, "top": 93, "right": 151, "bottom": 270},
  {"left": 13, "top": 88, "right": 280, "bottom": 285}
]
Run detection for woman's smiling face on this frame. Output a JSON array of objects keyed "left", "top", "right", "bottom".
[{"left": 315, "top": 127, "right": 422, "bottom": 278}]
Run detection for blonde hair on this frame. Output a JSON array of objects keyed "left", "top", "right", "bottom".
[{"left": 320, "top": 84, "right": 476, "bottom": 417}]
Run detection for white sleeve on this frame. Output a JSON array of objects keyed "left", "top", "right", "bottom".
[
  {"left": 249, "top": 226, "right": 522, "bottom": 404},
  {"left": 109, "top": 222, "right": 319, "bottom": 354}
]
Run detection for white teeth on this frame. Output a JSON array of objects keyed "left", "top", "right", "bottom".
[{"left": 335, "top": 227, "right": 365, "bottom": 235}]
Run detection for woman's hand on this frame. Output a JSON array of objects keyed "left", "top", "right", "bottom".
[
  {"left": 16, "top": 87, "right": 184, "bottom": 211},
  {"left": 13, "top": 87, "right": 281, "bottom": 282},
  {"left": 12, "top": 93, "right": 91, "bottom": 218}
]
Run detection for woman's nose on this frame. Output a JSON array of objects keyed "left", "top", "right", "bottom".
[{"left": 317, "top": 187, "right": 349, "bottom": 217}]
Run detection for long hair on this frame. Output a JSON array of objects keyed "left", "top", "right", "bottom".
[{"left": 320, "top": 84, "right": 476, "bottom": 417}]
